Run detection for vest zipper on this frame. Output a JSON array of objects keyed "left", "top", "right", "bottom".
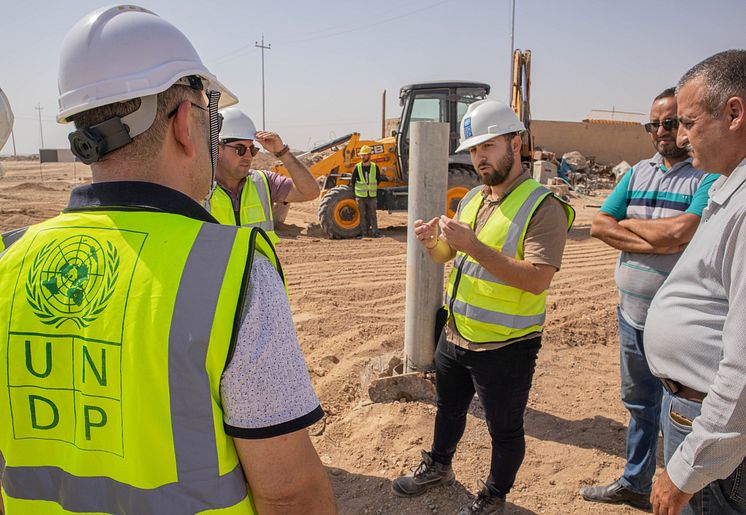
[{"left": 448, "top": 195, "right": 486, "bottom": 339}]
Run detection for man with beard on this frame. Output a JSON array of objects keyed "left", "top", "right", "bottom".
[
  {"left": 581, "top": 88, "right": 715, "bottom": 511},
  {"left": 209, "top": 107, "right": 319, "bottom": 244},
  {"left": 393, "top": 100, "right": 574, "bottom": 515}
]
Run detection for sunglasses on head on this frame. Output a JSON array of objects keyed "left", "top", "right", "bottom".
[
  {"left": 223, "top": 143, "right": 260, "bottom": 157},
  {"left": 644, "top": 118, "right": 679, "bottom": 133}
]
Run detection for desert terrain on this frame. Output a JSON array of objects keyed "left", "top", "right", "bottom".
[{"left": 0, "top": 160, "right": 651, "bottom": 514}]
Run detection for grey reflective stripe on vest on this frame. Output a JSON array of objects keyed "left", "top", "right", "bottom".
[
  {"left": 2, "top": 224, "right": 248, "bottom": 514},
  {"left": 456, "top": 186, "right": 483, "bottom": 218},
  {"left": 1, "top": 227, "right": 28, "bottom": 251},
  {"left": 501, "top": 186, "right": 550, "bottom": 257},
  {"left": 454, "top": 254, "right": 508, "bottom": 286},
  {"left": 445, "top": 294, "right": 546, "bottom": 329},
  {"left": 248, "top": 171, "right": 275, "bottom": 233},
  {"left": 455, "top": 255, "right": 508, "bottom": 286}
]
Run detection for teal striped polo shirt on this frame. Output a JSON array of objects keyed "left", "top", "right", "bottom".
[{"left": 600, "top": 153, "right": 716, "bottom": 329}]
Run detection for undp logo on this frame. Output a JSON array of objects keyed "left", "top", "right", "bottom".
[
  {"left": 463, "top": 116, "right": 473, "bottom": 138},
  {"left": 25, "top": 235, "right": 119, "bottom": 329}
]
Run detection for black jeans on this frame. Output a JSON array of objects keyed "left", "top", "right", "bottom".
[{"left": 430, "top": 331, "right": 541, "bottom": 498}]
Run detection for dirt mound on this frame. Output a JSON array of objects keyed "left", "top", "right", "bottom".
[{"left": 6, "top": 182, "right": 61, "bottom": 192}]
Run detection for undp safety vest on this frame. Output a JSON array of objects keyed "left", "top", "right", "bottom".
[
  {"left": 0, "top": 209, "right": 284, "bottom": 514},
  {"left": 446, "top": 179, "right": 575, "bottom": 343},
  {"left": 354, "top": 162, "right": 378, "bottom": 198},
  {"left": 210, "top": 170, "right": 279, "bottom": 245}
]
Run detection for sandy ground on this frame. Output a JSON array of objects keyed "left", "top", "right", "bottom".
[{"left": 0, "top": 161, "right": 654, "bottom": 514}]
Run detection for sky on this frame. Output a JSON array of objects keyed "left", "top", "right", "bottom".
[{"left": 2, "top": 0, "right": 745, "bottom": 155}]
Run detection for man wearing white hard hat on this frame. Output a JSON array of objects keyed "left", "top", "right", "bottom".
[
  {"left": 0, "top": 6, "right": 335, "bottom": 515},
  {"left": 393, "top": 100, "right": 574, "bottom": 514},
  {"left": 209, "top": 107, "right": 319, "bottom": 244}
]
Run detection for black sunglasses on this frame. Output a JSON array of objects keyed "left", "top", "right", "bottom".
[
  {"left": 644, "top": 118, "right": 679, "bottom": 133},
  {"left": 167, "top": 102, "right": 224, "bottom": 133},
  {"left": 223, "top": 143, "right": 260, "bottom": 157}
]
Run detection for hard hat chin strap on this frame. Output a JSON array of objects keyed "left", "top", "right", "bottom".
[{"left": 68, "top": 95, "right": 158, "bottom": 164}]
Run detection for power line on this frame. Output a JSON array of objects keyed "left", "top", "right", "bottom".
[
  {"left": 285, "top": 0, "right": 453, "bottom": 45},
  {"left": 208, "top": 0, "right": 453, "bottom": 66}
]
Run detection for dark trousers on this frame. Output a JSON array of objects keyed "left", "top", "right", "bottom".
[
  {"left": 430, "top": 332, "right": 541, "bottom": 498},
  {"left": 356, "top": 197, "right": 378, "bottom": 235}
]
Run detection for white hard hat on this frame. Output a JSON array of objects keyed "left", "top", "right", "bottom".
[
  {"left": 57, "top": 5, "right": 237, "bottom": 123},
  {"left": 219, "top": 108, "right": 257, "bottom": 141},
  {"left": 0, "top": 88, "right": 13, "bottom": 151},
  {"left": 456, "top": 99, "right": 525, "bottom": 153}
]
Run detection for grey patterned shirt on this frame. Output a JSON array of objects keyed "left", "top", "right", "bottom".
[
  {"left": 645, "top": 157, "right": 746, "bottom": 493},
  {"left": 220, "top": 254, "right": 323, "bottom": 438}
]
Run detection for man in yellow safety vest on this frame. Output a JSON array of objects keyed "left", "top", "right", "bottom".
[
  {"left": 0, "top": 6, "right": 335, "bottom": 514},
  {"left": 350, "top": 145, "right": 383, "bottom": 237},
  {"left": 208, "top": 107, "right": 319, "bottom": 244},
  {"left": 392, "top": 100, "right": 574, "bottom": 515}
]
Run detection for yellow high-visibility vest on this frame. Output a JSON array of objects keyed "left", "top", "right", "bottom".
[
  {"left": 354, "top": 162, "right": 378, "bottom": 198},
  {"left": 0, "top": 209, "right": 284, "bottom": 514},
  {"left": 209, "top": 170, "right": 279, "bottom": 245},
  {"left": 446, "top": 179, "right": 575, "bottom": 343}
]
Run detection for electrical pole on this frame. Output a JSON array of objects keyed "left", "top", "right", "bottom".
[
  {"left": 35, "top": 102, "right": 45, "bottom": 149},
  {"left": 10, "top": 129, "right": 16, "bottom": 156},
  {"left": 508, "top": 0, "right": 516, "bottom": 100},
  {"left": 255, "top": 34, "right": 271, "bottom": 131}
]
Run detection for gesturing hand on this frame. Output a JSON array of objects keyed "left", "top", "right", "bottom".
[
  {"left": 438, "top": 216, "right": 478, "bottom": 254},
  {"left": 413, "top": 218, "right": 439, "bottom": 249}
]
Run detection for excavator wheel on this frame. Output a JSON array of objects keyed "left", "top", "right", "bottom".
[
  {"left": 446, "top": 166, "right": 480, "bottom": 217},
  {"left": 318, "top": 185, "right": 361, "bottom": 239}
]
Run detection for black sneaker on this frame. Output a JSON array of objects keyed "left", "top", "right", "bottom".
[
  {"left": 457, "top": 483, "right": 506, "bottom": 515},
  {"left": 579, "top": 480, "right": 652, "bottom": 511},
  {"left": 391, "top": 450, "right": 455, "bottom": 497}
]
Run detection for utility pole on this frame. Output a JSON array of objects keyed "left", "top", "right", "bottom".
[
  {"left": 508, "top": 0, "right": 516, "bottom": 100},
  {"left": 254, "top": 34, "right": 271, "bottom": 130},
  {"left": 35, "top": 102, "right": 45, "bottom": 149},
  {"left": 10, "top": 129, "right": 16, "bottom": 156}
]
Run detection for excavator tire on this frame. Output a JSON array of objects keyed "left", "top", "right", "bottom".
[
  {"left": 318, "top": 185, "right": 361, "bottom": 239},
  {"left": 446, "top": 165, "right": 480, "bottom": 217}
]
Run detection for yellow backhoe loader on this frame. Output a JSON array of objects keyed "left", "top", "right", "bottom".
[{"left": 272, "top": 50, "right": 532, "bottom": 239}]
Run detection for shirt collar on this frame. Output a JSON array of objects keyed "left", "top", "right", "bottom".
[
  {"left": 65, "top": 181, "right": 218, "bottom": 223},
  {"left": 709, "top": 156, "right": 746, "bottom": 206},
  {"left": 649, "top": 152, "right": 693, "bottom": 173}
]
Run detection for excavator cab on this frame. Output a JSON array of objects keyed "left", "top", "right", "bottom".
[{"left": 395, "top": 81, "right": 490, "bottom": 181}]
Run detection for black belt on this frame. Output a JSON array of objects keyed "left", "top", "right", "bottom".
[{"left": 662, "top": 378, "right": 706, "bottom": 403}]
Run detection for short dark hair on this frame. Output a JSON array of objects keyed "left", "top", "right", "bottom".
[
  {"left": 69, "top": 84, "right": 202, "bottom": 162},
  {"left": 654, "top": 87, "right": 676, "bottom": 101},
  {"left": 677, "top": 49, "right": 746, "bottom": 115}
]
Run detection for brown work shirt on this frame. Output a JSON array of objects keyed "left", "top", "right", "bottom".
[{"left": 445, "top": 172, "right": 570, "bottom": 351}]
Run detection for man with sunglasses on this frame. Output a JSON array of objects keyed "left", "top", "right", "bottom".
[
  {"left": 0, "top": 6, "right": 335, "bottom": 515},
  {"left": 581, "top": 88, "right": 715, "bottom": 510},
  {"left": 210, "top": 107, "right": 320, "bottom": 244}
]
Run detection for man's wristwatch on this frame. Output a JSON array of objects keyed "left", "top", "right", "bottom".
[{"left": 273, "top": 144, "right": 290, "bottom": 158}]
